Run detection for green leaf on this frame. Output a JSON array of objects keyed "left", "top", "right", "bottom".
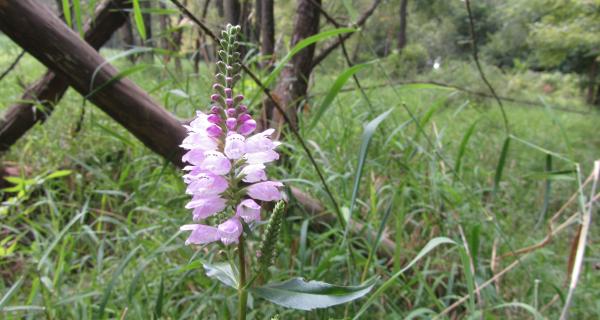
[
  {"left": 72, "top": 0, "right": 83, "bottom": 37},
  {"left": 203, "top": 262, "right": 238, "bottom": 288},
  {"left": 0, "top": 276, "right": 23, "bottom": 310},
  {"left": 251, "top": 277, "right": 377, "bottom": 311},
  {"left": 132, "top": 0, "right": 147, "bottom": 40},
  {"left": 307, "top": 63, "right": 369, "bottom": 132},
  {"left": 493, "top": 136, "right": 511, "bottom": 197},
  {"left": 353, "top": 237, "right": 456, "bottom": 319},
  {"left": 455, "top": 119, "right": 479, "bottom": 174},
  {"left": 97, "top": 246, "right": 141, "bottom": 319},
  {"left": 346, "top": 109, "right": 393, "bottom": 234},
  {"left": 45, "top": 170, "right": 72, "bottom": 180},
  {"left": 61, "top": 0, "right": 72, "bottom": 27}
]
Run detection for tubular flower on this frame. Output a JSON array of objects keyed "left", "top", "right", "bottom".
[{"left": 180, "top": 25, "right": 283, "bottom": 246}]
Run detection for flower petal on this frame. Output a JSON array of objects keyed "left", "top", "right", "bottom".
[
  {"left": 236, "top": 199, "right": 261, "bottom": 222},
  {"left": 181, "top": 224, "right": 220, "bottom": 245},
  {"left": 246, "top": 181, "right": 284, "bottom": 201}
]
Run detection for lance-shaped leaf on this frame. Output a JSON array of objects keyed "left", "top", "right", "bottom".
[
  {"left": 251, "top": 277, "right": 377, "bottom": 311},
  {"left": 203, "top": 262, "right": 238, "bottom": 288}
]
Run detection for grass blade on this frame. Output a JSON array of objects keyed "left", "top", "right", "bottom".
[
  {"left": 61, "top": 0, "right": 72, "bottom": 27},
  {"left": 353, "top": 237, "right": 456, "bottom": 319},
  {"left": 97, "top": 246, "right": 141, "bottom": 319},
  {"left": 455, "top": 119, "right": 478, "bottom": 175},
  {"left": 346, "top": 109, "right": 393, "bottom": 234},
  {"left": 73, "top": 0, "right": 83, "bottom": 37},
  {"left": 0, "top": 277, "right": 24, "bottom": 311},
  {"left": 307, "top": 63, "right": 369, "bottom": 132},
  {"left": 560, "top": 161, "right": 599, "bottom": 320},
  {"left": 132, "top": 0, "right": 147, "bottom": 40},
  {"left": 492, "top": 136, "right": 511, "bottom": 197}
]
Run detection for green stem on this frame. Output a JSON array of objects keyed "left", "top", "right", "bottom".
[{"left": 238, "top": 235, "right": 248, "bottom": 320}]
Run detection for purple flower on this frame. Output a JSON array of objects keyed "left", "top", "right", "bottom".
[
  {"left": 200, "top": 151, "right": 231, "bottom": 175},
  {"left": 236, "top": 199, "right": 261, "bottom": 222},
  {"left": 224, "top": 133, "right": 245, "bottom": 159},
  {"left": 217, "top": 217, "right": 243, "bottom": 244},
  {"left": 181, "top": 224, "right": 220, "bottom": 245},
  {"left": 185, "top": 195, "right": 227, "bottom": 220},
  {"left": 239, "top": 164, "right": 267, "bottom": 183},
  {"left": 247, "top": 181, "right": 284, "bottom": 201}
]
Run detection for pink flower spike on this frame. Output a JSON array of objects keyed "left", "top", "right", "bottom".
[
  {"left": 236, "top": 199, "right": 261, "bottom": 222},
  {"left": 181, "top": 224, "right": 220, "bottom": 245},
  {"left": 244, "top": 150, "right": 279, "bottom": 164},
  {"left": 224, "top": 133, "right": 246, "bottom": 159},
  {"left": 217, "top": 218, "right": 243, "bottom": 245},
  {"left": 206, "top": 124, "right": 223, "bottom": 137},
  {"left": 239, "top": 119, "right": 257, "bottom": 136},
  {"left": 200, "top": 151, "right": 231, "bottom": 175},
  {"left": 226, "top": 118, "right": 237, "bottom": 130},
  {"left": 247, "top": 181, "right": 284, "bottom": 201},
  {"left": 239, "top": 164, "right": 267, "bottom": 183}
]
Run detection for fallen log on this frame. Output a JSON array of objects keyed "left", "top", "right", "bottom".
[
  {"left": 0, "top": 0, "right": 186, "bottom": 165},
  {"left": 0, "top": 0, "right": 132, "bottom": 152}
]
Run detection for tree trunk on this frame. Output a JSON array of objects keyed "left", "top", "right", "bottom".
[
  {"left": 216, "top": 0, "right": 224, "bottom": 17},
  {"left": 0, "top": 0, "right": 132, "bottom": 152},
  {"left": 397, "top": 0, "right": 408, "bottom": 51},
  {"left": 159, "top": 1, "right": 170, "bottom": 51},
  {"left": 194, "top": 0, "right": 212, "bottom": 73},
  {"left": 260, "top": 0, "right": 274, "bottom": 66},
  {"left": 141, "top": 0, "right": 154, "bottom": 61},
  {"left": 172, "top": 13, "right": 185, "bottom": 73},
  {"left": 261, "top": 0, "right": 320, "bottom": 132},
  {"left": 253, "top": 0, "right": 261, "bottom": 44},
  {"left": 0, "top": 0, "right": 185, "bottom": 164},
  {"left": 122, "top": 16, "right": 136, "bottom": 62},
  {"left": 224, "top": 0, "right": 240, "bottom": 25},
  {"left": 587, "top": 58, "right": 597, "bottom": 105}
]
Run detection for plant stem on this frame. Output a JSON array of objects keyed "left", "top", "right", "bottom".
[{"left": 238, "top": 235, "right": 248, "bottom": 320}]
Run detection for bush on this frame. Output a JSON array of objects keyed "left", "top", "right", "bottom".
[{"left": 386, "top": 43, "right": 430, "bottom": 77}]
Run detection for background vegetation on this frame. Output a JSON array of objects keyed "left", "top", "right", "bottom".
[{"left": 1, "top": 0, "right": 599, "bottom": 319}]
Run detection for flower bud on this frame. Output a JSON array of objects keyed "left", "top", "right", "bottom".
[
  {"left": 224, "top": 88, "right": 232, "bottom": 98},
  {"left": 238, "top": 113, "right": 252, "bottom": 122},
  {"left": 239, "top": 119, "right": 257, "bottom": 136},
  {"left": 210, "top": 105, "right": 221, "bottom": 114},
  {"left": 237, "top": 104, "right": 248, "bottom": 113},
  {"left": 227, "top": 108, "right": 236, "bottom": 117},
  {"left": 206, "top": 124, "right": 223, "bottom": 137},
  {"left": 234, "top": 95, "right": 244, "bottom": 104},
  {"left": 226, "top": 118, "right": 237, "bottom": 130},
  {"left": 225, "top": 98, "right": 234, "bottom": 108},
  {"left": 207, "top": 114, "right": 221, "bottom": 124}
]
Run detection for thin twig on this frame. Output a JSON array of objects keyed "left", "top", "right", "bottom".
[
  {"left": 309, "top": 0, "right": 376, "bottom": 112},
  {"left": 0, "top": 50, "right": 26, "bottom": 83},
  {"left": 464, "top": 0, "right": 510, "bottom": 133},
  {"left": 308, "top": 79, "right": 592, "bottom": 115},
  {"left": 310, "top": 0, "right": 382, "bottom": 69},
  {"left": 167, "top": 0, "right": 343, "bottom": 225}
]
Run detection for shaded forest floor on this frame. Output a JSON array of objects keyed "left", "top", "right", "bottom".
[{"left": 1, "top": 37, "right": 599, "bottom": 319}]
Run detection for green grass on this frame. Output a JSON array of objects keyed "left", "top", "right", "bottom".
[{"left": 1, "top": 35, "right": 599, "bottom": 319}]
